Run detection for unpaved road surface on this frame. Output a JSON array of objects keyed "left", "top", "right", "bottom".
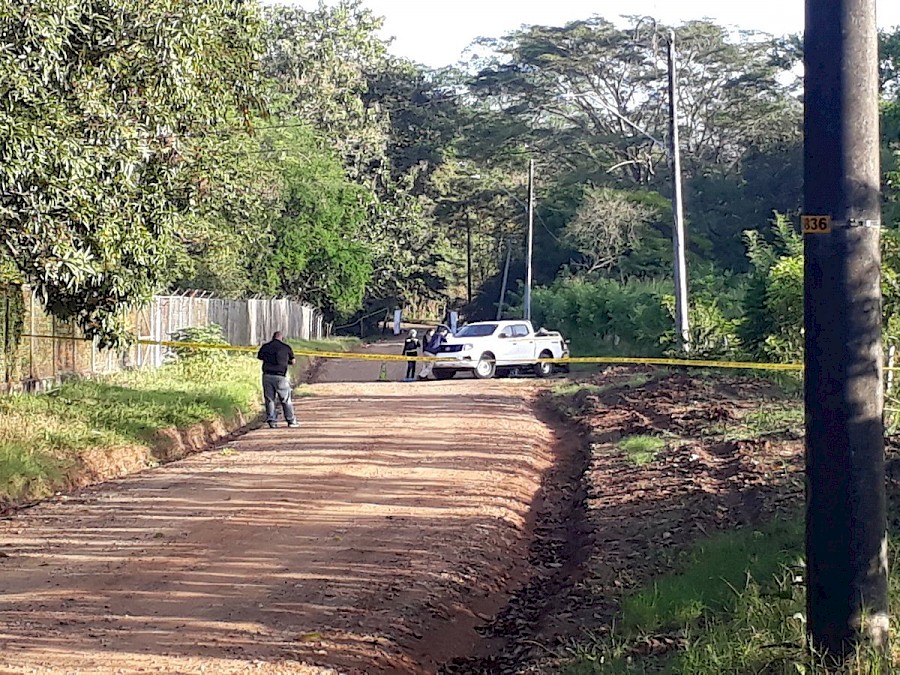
[{"left": 0, "top": 349, "right": 559, "bottom": 674}]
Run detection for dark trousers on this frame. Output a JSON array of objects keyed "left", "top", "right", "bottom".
[{"left": 405, "top": 359, "right": 416, "bottom": 379}]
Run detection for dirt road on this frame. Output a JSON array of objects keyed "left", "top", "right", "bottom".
[{"left": 0, "top": 349, "right": 560, "bottom": 674}]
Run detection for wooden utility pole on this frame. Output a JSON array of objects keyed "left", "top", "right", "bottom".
[
  {"left": 804, "top": 0, "right": 887, "bottom": 661},
  {"left": 667, "top": 31, "right": 690, "bottom": 352},
  {"left": 524, "top": 158, "right": 535, "bottom": 321}
]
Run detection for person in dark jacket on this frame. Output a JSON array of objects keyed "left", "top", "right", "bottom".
[
  {"left": 402, "top": 329, "right": 420, "bottom": 381},
  {"left": 418, "top": 325, "right": 447, "bottom": 379},
  {"left": 421, "top": 328, "right": 435, "bottom": 353},
  {"left": 256, "top": 331, "right": 299, "bottom": 428}
]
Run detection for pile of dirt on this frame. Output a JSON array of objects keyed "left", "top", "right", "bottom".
[{"left": 448, "top": 366, "right": 805, "bottom": 673}]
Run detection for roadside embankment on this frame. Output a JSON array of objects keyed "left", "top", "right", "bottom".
[
  {"left": 0, "top": 337, "right": 352, "bottom": 513},
  {"left": 451, "top": 366, "right": 814, "bottom": 674}
]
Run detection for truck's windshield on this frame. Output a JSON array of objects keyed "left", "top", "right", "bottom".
[{"left": 456, "top": 323, "right": 498, "bottom": 337}]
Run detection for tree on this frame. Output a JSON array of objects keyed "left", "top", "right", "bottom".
[
  {"left": 470, "top": 18, "right": 798, "bottom": 186},
  {"left": 738, "top": 213, "right": 803, "bottom": 361},
  {"left": 562, "top": 188, "right": 658, "bottom": 274},
  {"left": 261, "top": 2, "right": 455, "bottom": 307},
  {"left": 256, "top": 128, "right": 373, "bottom": 318},
  {"left": 0, "top": 0, "right": 264, "bottom": 345},
  {"left": 880, "top": 27, "right": 900, "bottom": 98},
  {"left": 262, "top": 1, "right": 390, "bottom": 180},
  {"left": 168, "top": 129, "right": 282, "bottom": 297}
]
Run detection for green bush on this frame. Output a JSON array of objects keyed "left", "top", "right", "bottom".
[
  {"left": 168, "top": 324, "right": 231, "bottom": 363},
  {"left": 739, "top": 214, "right": 803, "bottom": 362},
  {"left": 660, "top": 295, "right": 741, "bottom": 359},
  {"left": 531, "top": 276, "right": 740, "bottom": 359},
  {"left": 531, "top": 277, "right": 670, "bottom": 356}
]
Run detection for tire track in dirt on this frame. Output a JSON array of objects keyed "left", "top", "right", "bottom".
[{"left": 0, "top": 359, "right": 560, "bottom": 673}]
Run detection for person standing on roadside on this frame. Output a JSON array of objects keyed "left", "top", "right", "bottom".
[
  {"left": 402, "top": 329, "right": 420, "bottom": 381},
  {"left": 421, "top": 328, "right": 435, "bottom": 356},
  {"left": 418, "top": 325, "right": 447, "bottom": 380},
  {"left": 257, "top": 331, "right": 300, "bottom": 428}
]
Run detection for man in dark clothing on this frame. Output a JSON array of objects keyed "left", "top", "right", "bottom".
[
  {"left": 402, "top": 329, "right": 420, "bottom": 381},
  {"left": 256, "top": 331, "right": 299, "bottom": 428}
]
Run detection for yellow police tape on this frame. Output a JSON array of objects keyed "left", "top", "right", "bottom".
[
  {"left": 139, "top": 339, "right": 807, "bottom": 371},
  {"left": 27, "top": 334, "right": 900, "bottom": 372}
]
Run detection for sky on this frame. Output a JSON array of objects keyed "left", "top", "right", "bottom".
[{"left": 283, "top": 0, "right": 900, "bottom": 68}]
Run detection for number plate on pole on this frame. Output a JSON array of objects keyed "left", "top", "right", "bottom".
[{"left": 802, "top": 215, "right": 832, "bottom": 233}]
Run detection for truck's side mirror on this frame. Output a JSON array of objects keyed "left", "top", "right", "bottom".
[{"left": 498, "top": 332, "right": 510, "bottom": 339}]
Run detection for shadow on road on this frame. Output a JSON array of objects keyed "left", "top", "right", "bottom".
[{"left": 0, "top": 382, "right": 556, "bottom": 674}]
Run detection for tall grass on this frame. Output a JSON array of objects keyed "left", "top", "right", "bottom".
[
  {"left": 0, "top": 355, "right": 262, "bottom": 504},
  {"left": 565, "top": 518, "right": 807, "bottom": 674}
]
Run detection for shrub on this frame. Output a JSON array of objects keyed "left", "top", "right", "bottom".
[
  {"left": 661, "top": 295, "right": 741, "bottom": 359},
  {"left": 168, "top": 324, "right": 231, "bottom": 363},
  {"left": 531, "top": 276, "right": 740, "bottom": 359},
  {"left": 739, "top": 213, "right": 803, "bottom": 362}
]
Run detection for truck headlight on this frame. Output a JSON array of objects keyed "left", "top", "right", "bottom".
[{"left": 461, "top": 343, "right": 474, "bottom": 351}]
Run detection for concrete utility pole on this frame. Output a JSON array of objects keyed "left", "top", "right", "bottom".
[
  {"left": 524, "top": 158, "right": 535, "bottom": 322},
  {"left": 497, "top": 243, "right": 512, "bottom": 320},
  {"left": 667, "top": 31, "right": 690, "bottom": 352},
  {"left": 804, "top": 0, "right": 887, "bottom": 661},
  {"left": 466, "top": 214, "right": 473, "bottom": 305}
]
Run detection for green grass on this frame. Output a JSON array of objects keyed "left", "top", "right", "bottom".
[
  {"left": 0, "top": 354, "right": 267, "bottom": 504},
  {"left": 565, "top": 517, "right": 807, "bottom": 675},
  {"left": 552, "top": 372, "right": 660, "bottom": 398},
  {"left": 553, "top": 382, "right": 614, "bottom": 397},
  {"left": 617, "top": 435, "right": 667, "bottom": 465},
  {"left": 565, "top": 512, "right": 900, "bottom": 674},
  {"left": 621, "top": 520, "right": 803, "bottom": 632},
  {"left": 705, "top": 404, "right": 803, "bottom": 441},
  {"left": 741, "top": 406, "right": 803, "bottom": 436}
]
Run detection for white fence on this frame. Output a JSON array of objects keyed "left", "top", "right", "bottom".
[
  {"left": 133, "top": 294, "right": 326, "bottom": 368},
  {"left": 1, "top": 288, "right": 327, "bottom": 392}
]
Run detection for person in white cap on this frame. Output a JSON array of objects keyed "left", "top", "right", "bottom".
[{"left": 402, "top": 329, "right": 420, "bottom": 381}]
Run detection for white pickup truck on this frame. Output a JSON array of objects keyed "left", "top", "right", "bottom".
[{"left": 431, "top": 320, "right": 569, "bottom": 380}]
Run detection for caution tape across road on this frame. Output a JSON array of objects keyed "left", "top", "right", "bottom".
[
  {"left": 26, "top": 333, "right": 900, "bottom": 372},
  {"left": 142, "top": 339, "right": 809, "bottom": 371},
  {"left": 134, "top": 339, "right": 806, "bottom": 370}
]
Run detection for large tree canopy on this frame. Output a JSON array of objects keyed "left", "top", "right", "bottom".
[
  {"left": 0, "top": 0, "right": 264, "bottom": 344},
  {"left": 470, "top": 18, "right": 799, "bottom": 185}
]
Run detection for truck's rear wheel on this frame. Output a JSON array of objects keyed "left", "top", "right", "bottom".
[
  {"left": 534, "top": 351, "right": 554, "bottom": 378},
  {"left": 433, "top": 369, "right": 455, "bottom": 380},
  {"left": 474, "top": 354, "right": 496, "bottom": 379}
]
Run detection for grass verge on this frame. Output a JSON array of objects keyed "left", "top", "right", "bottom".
[
  {"left": 0, "top": 336, "right": 352, "bottom": 507},
  {"left": 565, "top": 518, "right": 807, "bottom": 674},
  {"left": 289, "top": 336, "right": 359, "bottom": 354},
  {"left": 0, "top": 356, "right": 262, "bottom": 505}
]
